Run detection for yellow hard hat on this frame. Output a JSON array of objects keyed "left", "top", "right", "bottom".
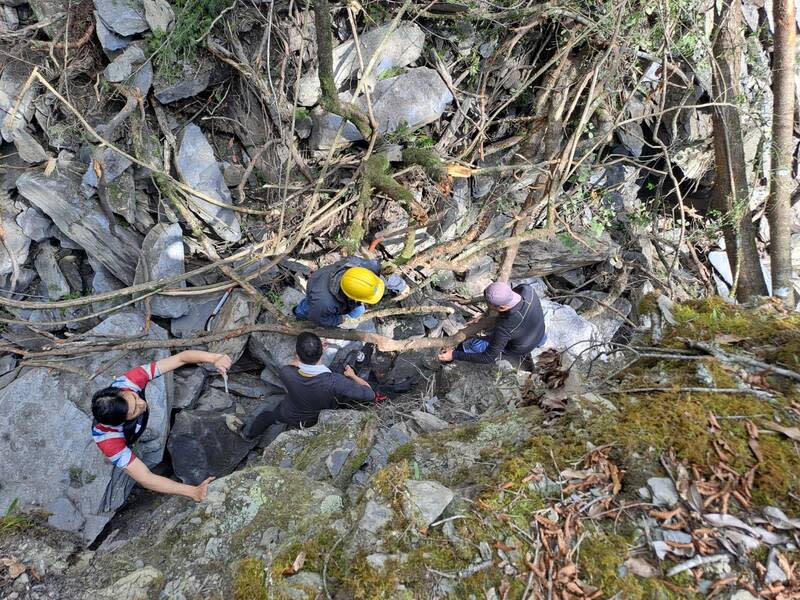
[{"left": 340, "top": 267, "right": 385, "bottom": 304}]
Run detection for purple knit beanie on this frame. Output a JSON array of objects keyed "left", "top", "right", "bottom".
[{"left": 484, "top": 282, "right": 522, "bottom": 307}]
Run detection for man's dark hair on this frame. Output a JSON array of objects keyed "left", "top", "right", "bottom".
[
  {"left": 91, "top": 388, "right": 129, "bottom": 426},
  {"left": 296, "top": 331, "right": 323, "bottom": 364}
]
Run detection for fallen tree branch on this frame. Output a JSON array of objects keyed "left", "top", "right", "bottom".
[
  {"left": 607, "top": 386, "right": 773, "bottom": 399},
  {"left": 1, "top": 312, "right": 490, "bottom": 358},
  {"left": 684, "top": 340, "right": 800, "bottom": 382}
]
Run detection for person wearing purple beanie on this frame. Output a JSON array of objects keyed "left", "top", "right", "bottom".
[{"left": 438, "top": 281, "right": 546, "bottom": 364}]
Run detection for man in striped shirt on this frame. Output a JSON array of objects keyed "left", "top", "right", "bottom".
[{"left": 91, "top": 350, "right": 232, "bottom": 501}]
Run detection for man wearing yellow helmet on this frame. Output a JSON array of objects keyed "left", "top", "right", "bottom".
[{"left": 293, "top": 257, "right": 399, "bottom": 328}]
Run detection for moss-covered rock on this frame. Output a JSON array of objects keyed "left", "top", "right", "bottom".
[
  {"left": 261, "top": 409, "right": 378, "bottom": 489},
  {"left": 73, "top": 466, "right": 344, "bottom": 599}
]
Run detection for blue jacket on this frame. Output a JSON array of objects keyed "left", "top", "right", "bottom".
[{"left": 305, "top": 257, "right": 381, "bottom": 327}]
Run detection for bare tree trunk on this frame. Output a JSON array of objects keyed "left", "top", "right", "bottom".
[
  {"left": 711, "top": 0, "right": 769, "bottom": 301},
  {"left": 767, "top": 0, "right": 797, "bottom": 305}
]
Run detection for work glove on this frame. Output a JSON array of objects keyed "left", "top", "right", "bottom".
[{"left": 384, "top": 273, "right": 407, "bottom": 294}]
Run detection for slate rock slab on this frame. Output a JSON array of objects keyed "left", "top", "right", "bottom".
[
  {"left": 17, "top": 172, "right": 142, "bottom": 284},
  {"left": 12, "top": 129, "right": 47, "bottom": 163},
  {"left": 34, "top": 242, "right": 70, "bottom": 300},
  {"left": 401, "top": 480, "right": 454, "bottom": 528},
  {"left": 153, "top": 61, "right": 215, "bottom": 104},
  {"left": 311, "top": 67, "right": 453, "bottom": 149},
  {"left": 133, "top": 222, "right": 189, "bottom": 318},
  {"left": 170, "top": 292, "right": 225, "bottom": 338},
  {"left": 93, "top": 0, "right": 148, "bottom": 36},
  {"left": 176, "top": 124, "right": 241, "bottom": 242},
  {"left": 94, "top": 11, "right": 132, "bottom": 51},
  {"left": 647, "top": 477, "right": 679, "bottom": 507},
  {"left": 206, "top": 290, "right": 258, "bottom": 366},
  {"left": 15, "top": 203, "right": 54, "bottom": 242},
  {"left": 297, "top": 21, "right": 425, "bottom": 106},
  {"left": 101, "top": 44, "right": 153, "bottom": 94},
  {"left": 143, "top": 0, "right": 173, "bottom": 32},
  {"left": 167, "top": 410, "right": 256, "bottom": 485}
]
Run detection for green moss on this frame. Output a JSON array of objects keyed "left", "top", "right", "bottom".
[
  {"left": 233, "top": 557, "right": 267, "bottom": 600},
  {"left": 378, "top": 65, "right": 406, "bottom": 80},
  {"left": 668, "top": 297, "right": 800, "bottom": 368},
  {"left": 402, "top": 147, "right": 445, "bottom": 181},
  {"left": 578, "top": 531, "right": 699, "bottom": 599},
  {"left": 387, "top": 442, "right": 414, "bottom": 464}
]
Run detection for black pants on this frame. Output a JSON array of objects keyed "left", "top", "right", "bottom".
[{"left": 243, "top": 403, "right": 282, "bottom": 439}]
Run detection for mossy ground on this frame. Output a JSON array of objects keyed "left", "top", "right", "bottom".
[{"left": 271, "top": 300, "right": 800, "bottom": 598}]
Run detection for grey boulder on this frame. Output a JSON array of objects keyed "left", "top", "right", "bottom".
[
  {"left": 93, "top": 0, "right": 148, "bottom": 36},
  {"left": 167, "top": 410, "right": 256, "bottom": 485},
  {"left": 401, "top": 480, "right": 454, "bottom": 529},
  {"left": 297, "top": 21, "right": 425, "bottom": 106},
  {"left": 0, "top": 312, "right": 170, "bottom": 542},
  {"left": 133, "top": 222, "right": 189, "bottom": 318},
  {"left": 143, "top": 0, "right": 173, "bottom": 32},
  {"left": 311, "top": 67, "right": 453, "bottom": 149},
  {"left": 17, "top": 172, "right": 142, "bottom": 284},
  {"left": 176, "top": 124, "right": 241, "bottom": 242},
  {"left": 15, "top": 203, "right": 55, "bottom": 242},
  {"left": 172, "top": 367, "right": 207, "bottom": 410},
  {"left": 539, "top": 299, "right": 604, "bottom": 364},
  {"left": 12, "top": 129, "right": 48, "bottom": 163},
  {"left": 101, "top": 44, "right": 153, "bottom": 95}
]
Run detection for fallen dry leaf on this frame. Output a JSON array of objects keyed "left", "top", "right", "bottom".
[
  {"left": 282, "top": 551, "right": 306, "bottom": 575},
  {"left": 764, "top": 422, "right": 800, "bottom": 442},
  {"left": 1, "top": 557, "right": 26, "bottom": 579}
]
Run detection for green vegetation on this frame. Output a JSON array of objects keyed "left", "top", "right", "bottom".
[
  {"left": 147, "top": 0, "right": 232, "bottom": 82},
  {"left": 0, "top": 499, "right": 31, "bottom": 537},
  {"left": 377, "top": 65, "right": 406, "bottom": 80},
  {"left": 233, "top": 557, "right": 267, "bottom": 600}
]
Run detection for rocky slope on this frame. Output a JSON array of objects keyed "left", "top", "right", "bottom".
[{"left": 2, "top": 299, "right": 800, "bottom": 599}]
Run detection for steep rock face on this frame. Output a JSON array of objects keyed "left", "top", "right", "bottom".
[
  {"left": 73, "top": 466, "right": 345, "bottom": 599},
  {"left": 0, "top": 313, "right": 171, "bottom": 542}
]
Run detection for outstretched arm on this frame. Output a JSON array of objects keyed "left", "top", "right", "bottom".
[
  {"left": 156, "top": 350, "right": 232, "bottom": 375},
  {"left": 125, "top": 459, "right": 214, "bottom": 501}
]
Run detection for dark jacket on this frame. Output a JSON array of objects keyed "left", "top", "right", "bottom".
[
  {"left": 453, "top": 284, "right": 545, "bottom": 364},
  {"left": 305, "top": 257, "right": 381, "bottom": 327},
  {"left": 277, "top": 365, "right": 375, "bottom": 427}
]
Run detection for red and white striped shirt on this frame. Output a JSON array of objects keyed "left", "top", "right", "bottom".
[{"left": 92, "top": 362, "right": 161, "bottom": 469}]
